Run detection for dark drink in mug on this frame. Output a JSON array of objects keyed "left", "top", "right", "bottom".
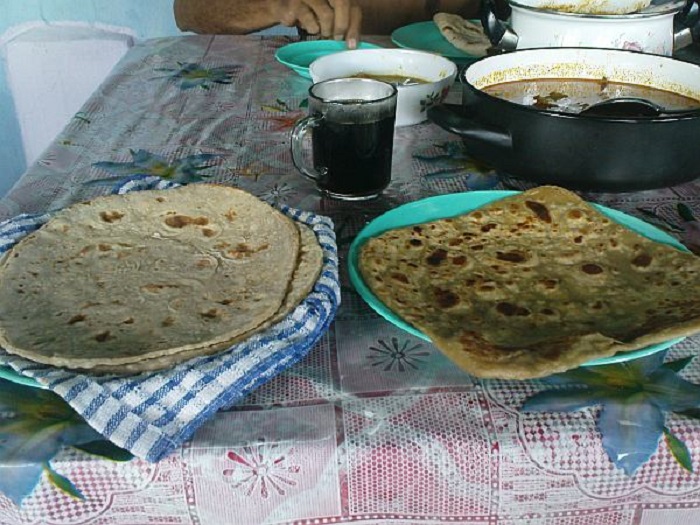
[
  {"left": 311, "top": 113, "right": 395, "bottom": 198},
  {"left": 291, "top": 78, "right": 397, "bottom": 201}
]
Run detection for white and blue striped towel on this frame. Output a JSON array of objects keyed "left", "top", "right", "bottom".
[{"left": 0, "top": 176, "right": 340, "bottom": 462}]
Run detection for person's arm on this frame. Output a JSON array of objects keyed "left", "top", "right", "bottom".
[
  {"left": 174, "top": 0, "right": 278, "bottom": 34},
  {"left": 174, "top": 0, "right": 361, "bottom": 47}
]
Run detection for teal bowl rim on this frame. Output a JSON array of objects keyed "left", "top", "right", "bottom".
[{"left": 274, "top": 40, "right": 383, "bottom": 78}]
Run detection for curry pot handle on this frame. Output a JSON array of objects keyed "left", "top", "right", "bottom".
[
  {"left": 427, "top": 104, "right": 513, "bottom": 151},
  {"left": 674, "top": 0, "right": 700, "bottom": 50},
  {"left": 480, "top": 0, "right": 518, "bottom": 51}
]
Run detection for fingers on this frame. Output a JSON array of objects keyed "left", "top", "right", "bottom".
[
  {"left": 345, "top": 4, "right": 362, "bottom": 48},
  {"left": 306, "top": 0, "right": 337, "bottom": 37},
  {"left": 327, "top": 0, "right": 350, "bottom": 39},
  {"left": 280, "top": 0, "right": 362, "bottom": 45},
  {"left": 279, "top": 0, "right": 311, "bottom": 28},
  {"left": 280, "top": 0, "right": 333, "bottom": 37},
  {"left": 283, "top": 1, "right": 321, "bottom": 34}
]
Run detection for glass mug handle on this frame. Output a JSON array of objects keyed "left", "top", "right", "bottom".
[{"left": 291, "top": 115, "right": 325, "bottom": 181}]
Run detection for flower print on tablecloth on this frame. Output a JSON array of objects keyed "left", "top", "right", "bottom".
[
  {"left": 183, "top": 406, "right": 340, "bottom": 524},
  {"left": 256, "top": 67, "right": 311, "bottom": 104},
  {"left": 222, "top": 439, "right": 301, "bottom": 499},
  {"left": 0, "top": 448, "right": 161, "bottom": 523},
  {"left": 522, "top": 351, "right": 700, "bottom": 475},
  {"left": 258, "top": 182, "right": 298, "bottom": 207},
  {"left": 413, "top": 141, "right": 501, "bottom": 191},
  {"left": 279, "top": 72, "right": 313, "bottom": 98},
  {"left": 152, "top": 62, "right": 242, "bottom": 90},
  {"left": 485, "top": 348, "right": 700, "bottom": 499},
  {"left": 0, "top": 380, "right": 133, "bottom": 507},
  {"left": 90, "top": 149, "right": 221, "bottom": 186},
  {"left": 636, "top": 201, "right": 700, "bottom": 256},
  {"left": 258, "top": 98, "right": 306, "bottom": 132},
  {"left": 202, "top": 142, "right": 318, "bottom": 211},
  {"left": 367, "top": 337, "right": 431, "bottom": 373}
]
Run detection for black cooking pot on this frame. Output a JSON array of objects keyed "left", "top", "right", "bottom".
[{"left": 428, "top": 47, "right": 700, "bottom": 192}]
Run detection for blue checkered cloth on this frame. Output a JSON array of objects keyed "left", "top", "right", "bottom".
[{"left": 0, "top": 177, "right": 340, "bottom": 462}]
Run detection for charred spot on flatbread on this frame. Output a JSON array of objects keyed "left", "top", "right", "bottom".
[{"left": 359, "top": 185, "right": 700, "bottom": 379}]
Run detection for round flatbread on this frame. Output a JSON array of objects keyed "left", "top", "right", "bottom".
[
  {"left": 0, "top": 184, "right": 320, "bottom": 373},
  {"left": 359, "top": 186, "right": 700, "bottom": 379},
  {"left": 98, "top": 223, "right": 323, "bottom": 374},
  {"left": 433, "top": 13, "right": 491, "bottom": 57}
]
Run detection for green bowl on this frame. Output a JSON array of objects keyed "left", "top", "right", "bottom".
[{"left": 275, "top": 40, "right": 383, "bottom": 78}]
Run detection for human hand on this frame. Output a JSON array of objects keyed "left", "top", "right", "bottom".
[{"left": 277, "top": 0, "right": 362, "bottom": 48}]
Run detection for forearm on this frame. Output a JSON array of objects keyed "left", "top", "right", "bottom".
[{"left": 174, "top": 0, "right": 280, "bottom": 34}]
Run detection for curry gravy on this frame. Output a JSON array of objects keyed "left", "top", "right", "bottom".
[
  {"left": 482, "top": 78, "right": 700, "bottom": 114},
  {"left": 351, "top": 73, "right": 431, "bottom": 86}
]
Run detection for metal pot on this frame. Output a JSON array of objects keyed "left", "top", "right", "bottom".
[
  {"left": 427, "top": 47, "right": 700, "bottom": 192},
  {"left": 482, "top": 0, "right": 699, "bottom": 55}
]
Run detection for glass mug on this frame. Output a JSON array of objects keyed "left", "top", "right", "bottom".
[{"left": 291, "top": 78, "right": 398, "bottom": 200}]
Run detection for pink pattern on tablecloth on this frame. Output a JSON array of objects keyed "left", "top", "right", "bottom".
[
  {"left": 3, "top": 34, "right": 700, "bottom": 524},
  {"left": 484, "top": 343, "right": 700, "bottom": 503},
  {"left": 0, "top": 452, "right": 190, "bottom": 524},
  {"left": 343, "top": 393, "right": 495, "bottom": 518},
  {"left": 223, "top": 442, "right": 301, "bottom": 498},
  {"left": 183, "top": 406, "right": 341, "bottom": 525},
  {"left": 334, "top": 318, "right": 474, "bottom": 394}
]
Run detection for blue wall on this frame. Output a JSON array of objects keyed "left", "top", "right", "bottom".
[{"left": 0, "top": 0, "right": 182, "bottom": 197}]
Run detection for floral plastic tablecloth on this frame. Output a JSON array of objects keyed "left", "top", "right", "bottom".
[{"left": 2, "top": 35, "right": 700, "bottom": 525}]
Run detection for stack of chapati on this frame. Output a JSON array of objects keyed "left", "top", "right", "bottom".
[
  {"left": 358, "top": 186, "right": 700, "bottom": 380},
  {"left": 0, "top": 184, "right": 323, "bottom": 374}
]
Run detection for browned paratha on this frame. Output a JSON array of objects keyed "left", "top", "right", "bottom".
[
  {"left": 433, "top": 13, "right": 491, "bottom": 57},
  {"left": 358, "top": 186, "right": 700, "bottom": 379},
  {"left": 0, "top": 184, "right": 322, "bottom": 373}
]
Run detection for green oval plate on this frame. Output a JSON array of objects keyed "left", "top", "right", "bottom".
[
  {"left": 391, "top": 21, "right": 481, "bottom": 62},
  {"left": 348, "top": 190, "right": 686, "bottom": 368},
  {"left": 0, "top": 365, "right": 43, "bottom": 389},
  {"left": 275, "top": 40, "right": 383, "bottom": 79}
]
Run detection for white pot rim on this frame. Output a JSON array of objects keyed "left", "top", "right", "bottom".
[{"left": 509, "top": 0, "right": 685, "bottom": 18}]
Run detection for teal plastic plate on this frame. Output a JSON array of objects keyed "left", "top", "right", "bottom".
[
  {"left": 275, "top": 40, "right": 382, "bottom": 78},
  {"left": 0, "top": 365, "right": 43, "bottom": 389},
  {"left": 391, "top": 21, "right": 481, "bottom": 62},
  {"left": 348, "top": 191, "right": 686, "bottom": 368}
]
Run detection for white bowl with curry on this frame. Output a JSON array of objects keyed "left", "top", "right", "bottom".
[{"left": 309, "top": 48, "right": 458, "bottom": 126}]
